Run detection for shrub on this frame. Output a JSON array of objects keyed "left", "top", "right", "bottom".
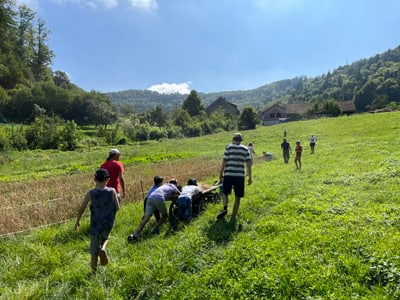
[
  {"left": 25, "top": 116, "right": 60, "bottom": 150},
  {"left": 59, "top": 121, "right": 80, "bottom": 151},
  {"left": 148, "top": 127, "right": 168, "bottom": 140}
]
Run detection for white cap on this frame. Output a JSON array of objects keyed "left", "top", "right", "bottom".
[{"left": 109, "top": 148, "right": 120, "bottom": 156}]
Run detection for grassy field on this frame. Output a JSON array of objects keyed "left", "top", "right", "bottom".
[{"left": 1, "top": 112, "right": 400, "bottom": 299}]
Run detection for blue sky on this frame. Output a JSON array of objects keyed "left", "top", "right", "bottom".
[{"left": 18, "top": 0, "right": 400, "bottom": 94}]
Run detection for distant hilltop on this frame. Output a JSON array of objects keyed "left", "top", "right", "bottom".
[{"left": 106, "top": 45, "right": 400, "bottom": 114}]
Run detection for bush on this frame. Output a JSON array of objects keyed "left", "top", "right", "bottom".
[
  {"left": 149, "top": 127, "right": 168, "bottom": 140},
  {"left": 117, "top": 138, "right": 127, "bottom": 145},
  {"left": 25, "top": 116, "right": 60, "bottom": 150},
  {"left": 185, "top": 123, "right": 202, "bottom": 137},
  {"left": 9, "top": 125, "right": 27, "bottom": 151},
  {"left": 59, "top": 121, "right": 80, "bottom": 151},
  {"left": 125, "top": 124, "right": 149, "bottom": 141}
]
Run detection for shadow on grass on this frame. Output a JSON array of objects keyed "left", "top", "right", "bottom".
[
  {"left": 206, "top": 217, "right": 240, "bottom": 245},
  {"left": 52, "top": 224, "right": 90, "bottom": 244}
]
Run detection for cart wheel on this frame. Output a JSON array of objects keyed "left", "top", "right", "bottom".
[
  {"left": 196, "top": 198, "right": 207, "bottom": 216},
  {"left": 212, "top": 192, "right": 221, "bottom": 203}
]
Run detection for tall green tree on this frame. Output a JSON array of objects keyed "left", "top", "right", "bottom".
[
  {"left": 3, "top": 85, "right": 34, "bottom": 122},
  {"left": 59, "top": 120, "right": 80, "bottom": 151},
  {"left": 53, "top": 70, "right": 73, "bottom": 89},
  {"left": 147, "top": 104, "right": 168, "bottom": 127},
  {"left": 182, "top": 90, "right": 205, "bottom": 117},
  {"left": 30, "top": 19, "right": 53, "bottom": 81},
  {"left": 322, "top": 100, "right": 341, "bottom": 116},
  {"left": 84, "top": 91, "right": 117, "bottom": 128},
  {"left": 0, "top": 0, "right": 21, "bottom": 89},
  {"left": 172, "top": 107, "right": 192, "bottom": 129},
  {"left": 16, "top": 4, "right": 35, "bottom": 82},
  {"left": 238, "top": 107, "right": 258, "bottom": 130}
]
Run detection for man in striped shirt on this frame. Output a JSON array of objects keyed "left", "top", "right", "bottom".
[{"left": 217, "top": 133, "right": 252, "bottom": 219}]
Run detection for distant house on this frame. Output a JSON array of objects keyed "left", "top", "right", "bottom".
[
  {"left": 285, "top": 103, "right": 313, "bottom": 120},
  {"left": 261, "top": 104, "right": 287, "bottom": 126},
  {"left": 339, "top": 100, "right": 356, "bottom": 115},
  {"left": 205, "top": 97, "right": 240, "bottom": 116},
  {"left": 261, "top": 100, "right": 356, "bottom": 125},
  {"left": 261, "top": 103, "right": 312, "bottom": 125}
]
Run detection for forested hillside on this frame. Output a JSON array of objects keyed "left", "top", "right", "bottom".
[
  {"left": 107, "top": 45, "right": 400, "bottom": 113},
  {"left": 0, "top": 1, "right": 116, "bottom": 126}
]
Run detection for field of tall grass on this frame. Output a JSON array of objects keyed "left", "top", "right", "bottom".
[{"left": 1, "top": 112, "right": 400, "bottom": 299}]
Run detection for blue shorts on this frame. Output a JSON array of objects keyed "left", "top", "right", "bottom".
[{"left": 222, "top": 176, "right": 245, "bottom": 198}]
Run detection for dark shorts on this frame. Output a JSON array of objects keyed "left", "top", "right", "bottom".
[
  {"left": 310, "top": 143, "right": 315, "bottom": 147},
  {"left": 223, "top": 176, "right": 245, "bottom": 198},
  {"left": 90, "top": 233, "right": 110, "bottom": 256}
]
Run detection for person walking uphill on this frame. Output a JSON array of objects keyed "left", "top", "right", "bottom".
[
  {"left": 75, "top": 168, "right": 120, "bottom": 275},
  {"left": 281, "top": 138, "right": 292, "bottom": 164},
  {"left": 217, "top": 133, "right": 252, "bottom": 220},
  {"left": 295, "top": 141, "right": 303, "bottom": 170},
  {"left": 100, "top": 149, "right": 126, "bottom": 203},
  {"left": 309, "top": 134, "right": 316, "bottom": 154},
  {"left": 247, "top": 142, "right": 256, "bottom": 167}
]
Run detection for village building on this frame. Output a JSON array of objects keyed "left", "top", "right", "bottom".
[
  {"left": 205, "top": 97, "right": 240, "bottom": 117},
  {"left": 261, "top": 100, "right": 356, "bottom": 126},
  {"left": 339, "top": 100, "right": 357, "bottom": 115}
]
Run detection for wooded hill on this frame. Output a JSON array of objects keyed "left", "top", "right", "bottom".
[
  {"left": 107, "top": 45, "right": 400, "bottom": 114},
  {"left": 0, "top": 1, "right": 116, "bottom": 126}
]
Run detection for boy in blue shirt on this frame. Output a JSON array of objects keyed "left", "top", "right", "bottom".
[{"left": 75, "top": 168, "right": 120, "bottom": 275}]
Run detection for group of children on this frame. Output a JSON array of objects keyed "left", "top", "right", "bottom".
[
  {"left": 75, "top": 170, "right": 202, "bottom": 275},
  {"left": 127, "top": 176, "right": 202, "bottom": 243}
]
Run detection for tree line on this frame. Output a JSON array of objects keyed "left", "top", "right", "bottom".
[
  {"left": 119, "top": 90, "right": 258, "bottom": 143},
  {"left": 0, "top": 1, "right": 117, "bottom": 126}
]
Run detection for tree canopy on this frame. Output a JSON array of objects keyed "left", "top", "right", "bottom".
[{"left": 0, "top": 1, "right": 115, "bottom": 127}]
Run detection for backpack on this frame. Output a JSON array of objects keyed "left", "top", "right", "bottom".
[{"left": 177, "top": 196, "right": 192, "bottom": 222}]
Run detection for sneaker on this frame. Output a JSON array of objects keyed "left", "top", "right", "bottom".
[
  {"left": 127, "top": 234, "right": 139, "bottom": 243},
  {"left": 151, "top": 228, "right": 159, "bottom": 235},
  {"left": 99, "top": 248, "right": 108, "bottom": 266},
  {"left": 217, "top": 209, "right": 227, "bottom": 220}
]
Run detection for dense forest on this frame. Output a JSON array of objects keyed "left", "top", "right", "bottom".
[
  {"left": 0, "top": 0, "right": 116, "bottom": 126},
  {"left": 107, "top": 46, "right": 400, "bottom": 113}
]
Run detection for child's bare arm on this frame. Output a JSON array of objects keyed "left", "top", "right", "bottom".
[
  {"left": 75, "top": 192, "right": 90, "bottom": 231},
  {"left": 113, "top": 189, "right": 120, "bottom": 211}
]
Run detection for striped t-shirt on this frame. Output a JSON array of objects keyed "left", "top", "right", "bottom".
[{"left": 222, "top": 143, "right": 251, "bottom": 177}]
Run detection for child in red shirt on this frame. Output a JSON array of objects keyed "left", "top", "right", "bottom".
[{"left": 295, "top": 141, "right": 303, "bottom": 170}]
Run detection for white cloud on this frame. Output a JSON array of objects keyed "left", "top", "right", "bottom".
[
  {"left": 128, "top": 0, "right": 158, "bottom": 11},
  {"left": 147, "top": 82, "right": 191, "bottom": 95},
  {"left": 15, "top": 0, "right": 40, "bottom": 9},
  {"left": 252, "top": 0, "right": 305, "bottom": 13},
  {"left": 50, "top": 0, "right": 157, "bottom": 10},
  {"left": 92, "top": 0, "right": 118, "bottom": 9}
]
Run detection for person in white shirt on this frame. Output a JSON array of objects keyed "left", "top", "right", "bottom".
[
  {"left": 177, "top": 178, "right": 202, "bottom": 222},
  {"left": 309, "top": 134, "right": 316, "bottom": 154}
]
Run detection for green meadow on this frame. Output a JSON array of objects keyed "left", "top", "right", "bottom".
[{"left": 1, "top": 112, "right": 400, "bottom": 299}]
